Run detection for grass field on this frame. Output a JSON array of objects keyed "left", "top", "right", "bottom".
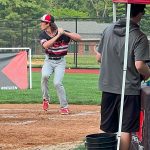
[
  {"left": 31, "top": 54, "right": 100, "bottom": 69},
  {"left": 0, "top": 72, "right": 101, "bottom": 105}
]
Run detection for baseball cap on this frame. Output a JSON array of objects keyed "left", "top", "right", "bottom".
[{"left": 40, "top": 14, "right": 54, "bottom": 23}]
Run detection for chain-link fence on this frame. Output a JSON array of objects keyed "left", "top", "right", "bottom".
[{"left": 0, "top": 16, "right": 150, "bottom": 68}]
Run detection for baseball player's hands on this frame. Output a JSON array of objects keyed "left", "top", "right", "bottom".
[{"left": 57, "top": 28, "right": 64, "bottom": 36}]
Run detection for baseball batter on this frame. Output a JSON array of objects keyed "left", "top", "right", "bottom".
[{"left": 39, "top": 14, "right": 81, "bottom": 114}]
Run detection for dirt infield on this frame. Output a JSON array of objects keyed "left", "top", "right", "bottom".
[{"left": 0, "top": 104, "right": 100, "bottom": 150}]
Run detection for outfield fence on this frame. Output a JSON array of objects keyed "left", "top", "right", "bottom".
[{"left": 1, "top": 16, "right": 150, "bottom": 68}]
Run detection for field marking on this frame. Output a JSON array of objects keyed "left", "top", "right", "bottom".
[
  {"left": 0, "top": 108, "right": 99, "bottom": 125},
  {"left": 49, "top": 111, "right": 99, "bottom": 120},
  {"left": 0, "top": 120, "right": 37, "bottom": 125},
  {"left": 70, "top": 111, "right": 98, "bottom": 116},
  {"left": 0, "top": 109, "right": 43, "bottom": 112},
  {"left": 0, "top": 114, "right": 17, "bottom": 118}
]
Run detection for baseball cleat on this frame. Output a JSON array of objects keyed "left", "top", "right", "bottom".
[
  {"left": 59, "top": 108, "right": 69, "bottom": 115},
  {"left": 42, "top": 99, "right": 49, "bottom": 111}
]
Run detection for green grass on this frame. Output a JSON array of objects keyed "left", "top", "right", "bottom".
[
  {"left": 31, "top": 54, "right": 100, "bottom": 68},
  {"left": 0, "top": 72, "right": 102, "bottom": 104},
  {"left": 66, "top": 55, "right": 100, "bottom": 68}
]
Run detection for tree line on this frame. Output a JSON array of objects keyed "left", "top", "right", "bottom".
[
  {"left": 0, "top": 0, "right": 148, "bottom": 20},
  {"left": 0, "top": 0, "right": 150, "bottom": 49}
]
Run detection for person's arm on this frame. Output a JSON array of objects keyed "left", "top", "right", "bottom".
[
  {"left": 96, "top": 52, "right": 102, "bottom": 63},
  {"left": 93, "top": 45, "right": 102, "bottom": 63},
  {"left": 135, "top": 60, "right": 150, "bottom": 80},
  {"left": 42, "top": 28, "right": 64, "bottom": 49},
  {"left": 63, "top": 30, "right": 81, "bottom": 42},
  {"left": 94, "top": 30, "right": 106, "bottom": 63}
]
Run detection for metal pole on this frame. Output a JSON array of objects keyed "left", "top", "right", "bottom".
[
  {"left": 113, "top": 3, "right": 117, "bottom": 23},
  {"left": 117, "top": 4, "right": 131, "bottom": 150},
  {"left": 26, "top": 23, "right": 28, "bottom": 46},
  {"left": 28, "top": 48, "right": 32, "bottom": 89},
  {"left": 75, "top": 18, "right": 78, "bottom": 68},
  {"left": 21, "top": 20, "right": 23, "bottom": 47}
]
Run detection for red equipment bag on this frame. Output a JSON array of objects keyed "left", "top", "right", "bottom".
[{"left": 129, "top": 86, "right": 150, "bottom": 150}]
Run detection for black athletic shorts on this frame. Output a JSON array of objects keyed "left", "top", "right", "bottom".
[{"left": 100, "top": 92, "right": 141, "bottom": 133}]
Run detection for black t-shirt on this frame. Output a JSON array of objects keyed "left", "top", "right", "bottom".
[{"left": 39, "top": 30, "right": 71, "bottom": 57}]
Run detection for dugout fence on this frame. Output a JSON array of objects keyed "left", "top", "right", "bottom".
[{"left": 0, "top": 48, "right": 32, "bottom": 90}]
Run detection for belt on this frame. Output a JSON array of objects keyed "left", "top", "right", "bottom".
[{"left": 49, "top": 57, "right": 61, "bottom": 60}]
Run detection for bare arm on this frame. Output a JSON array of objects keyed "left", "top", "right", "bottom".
[
  {"left": 96, "top": 52, "right": 101, "bottom": 63},
  {"left": 94, "top": 45, "right": 102, "bottom": 63},
  {"left": 42, "top": 28, "right": 64, "bottom": 49},
  {"left": 42, "top": 28, "right": 81, "bottom": 49},
  {"left": 135, "top": 61, "right": 150, "bottom": 80},
  {"left": 63, "top": 31, "right": 82, "bottom": 42}
]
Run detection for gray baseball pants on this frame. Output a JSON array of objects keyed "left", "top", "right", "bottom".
[{"left": 41, "top": 57, "right": 68, "bottom": 108}]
